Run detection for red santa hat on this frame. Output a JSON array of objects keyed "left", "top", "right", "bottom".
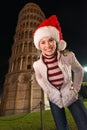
[{"left": 33, "top": 15, "right": 67, "bottom": 50}]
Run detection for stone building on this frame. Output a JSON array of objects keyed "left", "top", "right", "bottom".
[{"left": 0, "top": 2, "right": 49, "bottom": 116}]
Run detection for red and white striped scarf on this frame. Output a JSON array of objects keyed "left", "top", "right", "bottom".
[{"left": 43, "top": 54, "right": 64, "bottom": 89}]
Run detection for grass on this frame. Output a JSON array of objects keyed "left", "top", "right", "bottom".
[{"left": 0, "top": 101, "right": 87, "bottom": 130}]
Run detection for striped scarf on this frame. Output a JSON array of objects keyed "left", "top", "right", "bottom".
[{"left": 43, "top": 54, "right": 64, "bottom": 89}]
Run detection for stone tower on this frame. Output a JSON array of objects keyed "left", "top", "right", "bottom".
[{"left": 0, "top": 2, "right": 48, "bottom": 116}]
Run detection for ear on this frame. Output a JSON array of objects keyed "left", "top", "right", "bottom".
[{"left": 58, "top": 40, "right": 67, "bottom": 51}]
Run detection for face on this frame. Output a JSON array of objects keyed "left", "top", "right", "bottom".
[{"left": 39, "top": 37, "right": 57, "bottom": 56}]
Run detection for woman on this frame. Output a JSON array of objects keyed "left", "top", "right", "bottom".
[{"left": 33, "top": 15, "right": 87, "bottom": 130}]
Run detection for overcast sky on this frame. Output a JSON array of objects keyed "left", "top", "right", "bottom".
[{"left": 0, "top": 0, "right": 87, "bottom": 95}]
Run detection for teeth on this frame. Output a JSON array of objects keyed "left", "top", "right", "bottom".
[{"left": 47, "top": 49, "right": 52, "bottom": 51}]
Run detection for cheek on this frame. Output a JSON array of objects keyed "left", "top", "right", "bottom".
[
  {"left": 39, "top": 43, "right": 42, "bottom": 50},
  {"left": 53, "top": 42, "right": 57, "bottom": 49},
  {"left": 39, "top": 45, "right": 44, "bottom": 51}
]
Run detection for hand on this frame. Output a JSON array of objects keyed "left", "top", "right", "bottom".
[
  {"left": 61, "top": 86, "right": 78, "bottom": 107},
  {"left": 48, "top": 89, "right": 63, "bottom": 108}
]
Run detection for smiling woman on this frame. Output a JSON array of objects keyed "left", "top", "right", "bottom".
[{"left": 33, "top": 14, "right": 87, "bottom": 130}]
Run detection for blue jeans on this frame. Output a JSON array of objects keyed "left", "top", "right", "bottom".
[{"left": 49, "top": 99, "right": 87, "bottom": 130}]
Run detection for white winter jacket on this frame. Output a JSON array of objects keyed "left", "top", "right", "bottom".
[{"left": 33, "top": 51, "right": 84, "bottom": 108}]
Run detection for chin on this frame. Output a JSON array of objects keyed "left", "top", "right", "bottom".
[
  {"left": 48, "top": 51, "right": 56, "bottom": 55},
  {"left": 45, "top": 53, "right": 54, "bottom": 56}
]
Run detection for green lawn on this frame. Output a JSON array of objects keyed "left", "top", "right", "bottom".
[{"left": 0, "top": 101, "right": 87, "bottom": 130}]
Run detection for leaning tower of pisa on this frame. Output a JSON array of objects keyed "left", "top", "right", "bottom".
[{"left": 0, "top": 2, "right": 48, "bottom": 116}]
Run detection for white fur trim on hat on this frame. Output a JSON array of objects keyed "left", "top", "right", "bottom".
[
  {"left": 34, "top": 26, "right": 60, "bottom": 49},
  {"left": 58, "top": 40, "right": 67, "bottom": 51}
]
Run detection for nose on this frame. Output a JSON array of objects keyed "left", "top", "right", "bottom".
[{"left": 45, "top": 42, "right": 50, "bottom": 48}]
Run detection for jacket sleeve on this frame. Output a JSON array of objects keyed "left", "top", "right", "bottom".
[
  {"left": 70, "top": 52, "right": 84, "bottom": 92},
  {"left": 33, "top": 62, "right": 50, "bottom": 94}
]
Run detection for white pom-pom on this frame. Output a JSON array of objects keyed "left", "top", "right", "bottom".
[{"left": 58, "top": 40, "right": 67, "bottom": 51}]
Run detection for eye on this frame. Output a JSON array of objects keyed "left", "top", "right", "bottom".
[
  {"left": 40, "top": 41, "right": 45, "bottom": 44},
  {"left": 49, "top": 38, "right": 54, "bottom": 43}
]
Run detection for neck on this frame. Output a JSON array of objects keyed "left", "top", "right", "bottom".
[{"left": 42, "top": 52, "right": 57, "bottom": 59}]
